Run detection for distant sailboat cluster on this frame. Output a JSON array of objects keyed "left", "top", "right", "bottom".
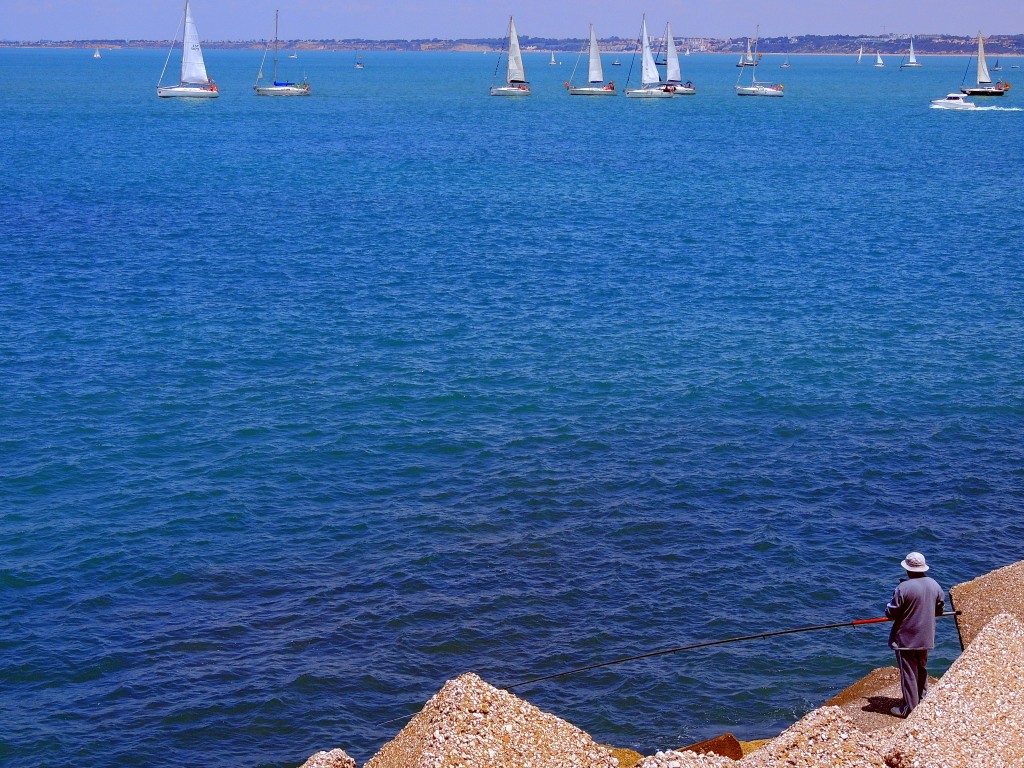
[{"left": 146, "top": 5, "right": 1014, "bottom": 108}]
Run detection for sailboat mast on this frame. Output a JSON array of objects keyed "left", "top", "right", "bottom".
[
  {"left": 179, "top": 0, "right": 189, "bottom": 83},
  {"left": 273, "top": 9, "right": 279, "bottom": 82}
]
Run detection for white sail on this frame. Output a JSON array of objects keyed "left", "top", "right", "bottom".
[
  {"left": 506, "top": 17, "right": 526, "bottom": 84},
  {"left": 665, "top": 22, "right": 681, "bottom": 83},
  {"left": 908, "top": 37, "right": 917, "bottom": 64},
  {"left": 976, "top": 31, "right": 991, "bottom": 84},
  {"left": 857, "top": 45, "right": 863, "bottom": 63},
  {"left": 180, "top": 0, "right": 210, "bottom": 85},
  {"left": 875, "top": 51, "right": 884, "bottom": 66},
  {"left": 587, "top": 24, "right": 603, "bottom": 83},
  {"left": 745, "top": 38, "right": 753, "bottom": 64},
  {"left": 640, "top": 17, "right": 660, "bottom": 86}
]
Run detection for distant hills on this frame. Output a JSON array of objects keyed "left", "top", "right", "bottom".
[{"left": 4, "top": 33, "right": 1024, "bottom": 55}]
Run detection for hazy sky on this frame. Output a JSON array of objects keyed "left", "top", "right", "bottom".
[{"left": 7, "top": 0, "right": 1023, "bottom": 41}]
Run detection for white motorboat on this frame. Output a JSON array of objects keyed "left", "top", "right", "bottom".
[
  {"left": 625, "top": 16, "right": 673, "bottom": 98},
  {"left": 490, "top": 16, "right": 530, "bottom": 95},
  {"left": 254, "top": 11, "right": 310, "bottom": 96},
  {"left": 157, "top": 0, "right": 219, "bottom": 97},
  {"left": 961, "top": 32, "right": 1010, "bottom": 96},
  {"left": 354, "top": 54, "right": 364, "bottom": 69},
  {"left": 612, "top": 59, "right": 621, "bottom": 66},
  {"left": 900, "top": 36, "right": 923, "bottom": 69},
  {"left": 735, "top": 27, "right": 783, "bottom": 97},
  {"left": 873, "top": 51, "right": 885, "bottom": 68},
  {"left": 566, "top": 24, "right": 617, "bottom": 95},
  {"left": 663, "top": 22, "right": 696, "bottom": 94},
  {"left": 930, "top": 93, "right": 976, "bottom": 110}
]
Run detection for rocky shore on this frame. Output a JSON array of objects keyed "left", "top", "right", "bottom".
[{"left": 301, "top": 561, "right": 1024, "bottom": 768}]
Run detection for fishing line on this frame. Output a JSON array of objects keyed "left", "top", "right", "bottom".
[{"left": 376, "top": 611, "right": 960, "bottom": 726}]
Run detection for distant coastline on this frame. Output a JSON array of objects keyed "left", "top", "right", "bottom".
[{"left": 3, "top": 32, "right": 1024, "bottom": 55}]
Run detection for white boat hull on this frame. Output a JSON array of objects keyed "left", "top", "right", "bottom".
[
  {"left": 157, "top": 84, "right": 219, "bottom": 98},
  {"left": 625, "top": 87, "right": 674, "bottom": 98},
  {"left": 568, "top": 86, "right": 617, "bottom": 96},
  {"left": 254, "top": 85, "right": 310, "bottom": 96},
  {"left": 491, "top": 85, "right": 531, "bottom": 96},
  {"left": 668, "top": 84, "right": 696, "bottom": 95},
  {"left": 736, "top": 85, "right": 784, "bottom": 97},
  {"left": 901, "top": 62, "right": 923, "bottom": 69}
]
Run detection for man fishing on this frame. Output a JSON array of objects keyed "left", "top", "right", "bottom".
[{"left": 885, "top": 551, "right": 946, "bottom": 717}]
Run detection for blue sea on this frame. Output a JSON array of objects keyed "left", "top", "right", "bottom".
[{"left": 2, "top": 47, "right": 1023, "bottom": 767}]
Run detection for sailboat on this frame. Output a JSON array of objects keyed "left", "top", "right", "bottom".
[
  {"left": 93, "top": 48, "right": 101, "bottom": 59},
  {"left": 663, "top": 22, "right": 695, "bottom": 94},
  {"left": 900, "top": 36, "right": 922, "bottom": 69},
  {"left": 857, "top": 45, "right": 863, "bottom": 64},
  {"left": 625, "top": 15, "right": 673, "bottom": 97},
  {"left": 549, "top": 51, "right": 559, "bottom": 65},
  {"left": 735, "top": 27, "right": 783, "bottom": 96},
  {"left": 566, "top": 24, "right": 616, "bottom": 95},
  {"left": 254, "top": 11, "right": 310, "bottom": 95},
  {"left": 736, "top": 36, "right": 760, "bottom": 67},
  {"left": 961, "top": 31, "right": 1010, "bottom": 95},
  {"left": 991, "top": 58, "right": 1002, "bottom": 71},
  {"left": 490, "top": 16, "right": 530, "bottom": 95},
  {"left": 780, "top": 54, "right": 791, "bottom": 69},
  {"left": 157, "top": 0, "right": 218, "bottom": 98},
  {"left": 684, "top": 46, "right": 691, "bottom": 56},
  {"left": 873, "top": 51, "right": 885, "bottom": 68}
]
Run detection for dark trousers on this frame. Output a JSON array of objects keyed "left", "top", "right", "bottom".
[{"left": 895, "top": 648, "right": 929, "bottom": 714}]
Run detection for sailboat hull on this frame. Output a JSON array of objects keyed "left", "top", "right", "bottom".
[
  {"left": 736, "top": 85, "right": 784, "bottom": 97},
  {"left": 490, "top": 85, "right": 531, "bottom": 96},
  {"left": 900, "top": 63, "right": 923, "bottom": 69},
  {"left": 668, "top": 84, "right": 696, "bottom": 95},
  {"left": 625, "top": 87, "right": 674, "bottom": 98},
  {"left": 157, "top": 84, "right": 219, "bottom": 98},
  {"left": 254, "top": 85, "right": 310, "bottom": 96},
  {"left": 960, "top": 86, "right": 1007, "bottom": 96},
  {"left": 568, "top": 86, "right": 617, "bottom": 96}
]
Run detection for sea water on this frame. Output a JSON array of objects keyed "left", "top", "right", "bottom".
[{"left": 2, "top": 48, "right": 1023, "bottom": 767}]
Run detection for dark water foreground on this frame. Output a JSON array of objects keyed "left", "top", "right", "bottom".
[{"left": 1, "top": 50, "right": 1023, "bottom": 767}]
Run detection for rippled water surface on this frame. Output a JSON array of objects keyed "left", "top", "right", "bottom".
[{"left": 2, "top": 48, "right": 1024, "bottom": 767}]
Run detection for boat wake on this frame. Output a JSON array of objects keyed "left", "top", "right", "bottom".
[{"left": 974, "top": 106, "right": 1024, "bottom": 111}]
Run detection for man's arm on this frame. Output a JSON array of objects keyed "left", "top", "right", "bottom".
[{"left": 886, "top": 586, "right": 902, "bottom": 619}]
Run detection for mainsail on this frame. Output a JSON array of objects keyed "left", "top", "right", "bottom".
[
  {"left": 640, "top": 17, "right": 660, "bottom": 86},
  {"left": 506, "top": 17, "right": 526, "bottom": 83},
  {"left": 587, "top": 24, "right": 603, "bottom": 83},
  {"left": 908, "top": 37, "right": 918, "bottom": 65},
  {"left": 180, "top": 0, "right": 210, "bottom": 85},
  {"left": 665, "top": 22, "right": 681, "bottom": 83},
  {"left": 976, "top": 31, "right": 991, "bottom": 84}
]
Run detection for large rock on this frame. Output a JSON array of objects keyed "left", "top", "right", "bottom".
[
  {"left": 298, "top": 748, "right": 357, "bottom": 768},
  {"left": 364, "top": 672, "right": 618, "bottom": 768},
  {"left": 739, "top": 705, "right": 886, "bottom": 767},
  {"left": 885, "top": 612, "right": 1024, "bottom": 768},
  {"left": 950, "top": 559, "right": 1024, "bottom": 648},
  {"left": 635, "top": 749, "right": 734, "bottom": 768}
]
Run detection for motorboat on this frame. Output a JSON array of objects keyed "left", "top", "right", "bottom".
[{"left": 930, "top": 93, "right": 977, "bottom": 110}]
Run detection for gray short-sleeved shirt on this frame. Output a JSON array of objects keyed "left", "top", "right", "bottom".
[{"left": 885, "top": 575, "right": 945, "bottom": 650}]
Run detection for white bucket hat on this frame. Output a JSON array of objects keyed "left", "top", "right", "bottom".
[{"left": 901, "top": 552, "right": 929, "bottom": 573}]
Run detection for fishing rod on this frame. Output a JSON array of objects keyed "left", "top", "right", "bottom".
[
  {"left": 501, "top": 611, "right": 961, "bottom": 690},
  {"left": 377, "top": 611, "right": 960, "bottom": 726}
]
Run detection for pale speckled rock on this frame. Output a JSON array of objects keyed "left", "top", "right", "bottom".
[
  {"left": 635, "top": 748, "right": 734, "bottom": 768},
  {"left": 739, "top": 705, "right": 886, "bottom": 767},
  {"left": 950, "top": 560, "right": 1024, "bottom": 648},
  {"left": 364, "top": 672, "right": 619, "bottom": 768},
  {"left": 298, "top": 747, "right": 357, "bottom": 768},
  {"left": 885, "top": 612, "right": 1024, "bottom": 768}
]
